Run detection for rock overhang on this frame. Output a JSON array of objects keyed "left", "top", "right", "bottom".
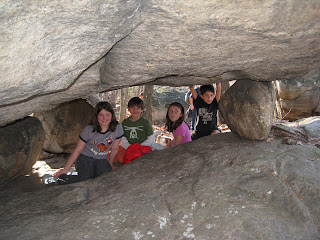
[{"left": 1, "top": 0, "right": 320, "bottom": 126}]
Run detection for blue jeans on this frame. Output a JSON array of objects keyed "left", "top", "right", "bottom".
[{"left": 191, "top": 108, "right": 197, "bottom": 130}]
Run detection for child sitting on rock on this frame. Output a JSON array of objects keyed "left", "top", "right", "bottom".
[
  {"left": 51, "top": 101, "right": 123, "bottom": 184},
  {"left": 118, "top": 97, "right": 155, "bottom": 165},
  {"left": 165, "top": 102, "right": 192, "bottom": 148}
]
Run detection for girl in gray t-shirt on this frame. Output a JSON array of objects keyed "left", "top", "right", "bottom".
[{"left": 53, "top": 102, "right": 124, "bottom": 183}]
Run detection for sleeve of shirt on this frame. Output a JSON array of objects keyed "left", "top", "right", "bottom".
[
  {"left": 145, "top": 119, "right": 154, "bottom": 137},
  {"left": 120, "top": 136, "right": 130, "bottom": 149},
  {"left": 115, "top": 123, "right": 124, "bottom": 139},
  {"left": 79, "top": 125, "right": 90, "bottom": 143},
  {"left": 174, "top": 123, "right": 186, "bottom": 137},
  {"left": 140, "top": 135, "right": 155, "bottom": 147},
  {"left": 121, "top": 118, "right": 129, "bottom": 139}
]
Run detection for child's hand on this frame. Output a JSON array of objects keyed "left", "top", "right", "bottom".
[
  {"left": 111, "top": 164, "right": 117, "bottom": 170},
  {"left": 53, "top": 168, "right": 68, "bottom": 177}
]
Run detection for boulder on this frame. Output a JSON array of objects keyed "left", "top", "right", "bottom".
[
  {"left": 276, "top": 67, "right": 320, "bottom": 120},
  {"left": 0, "top": 128, "right": 319, "bottom": 239},
  {"left": 219, "top": 80, "right": 276, "bottom": 140},
  {"left": 0, "top": 117, "right": 45, "bottom": 184},
  {"left": 1, "top": 0, "right": 320, "bottom": 126},
  {"left": 35, "top": 99, "right": 94, "bottom": 155}
]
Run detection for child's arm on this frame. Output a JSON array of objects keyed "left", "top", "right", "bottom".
[
  {"left": 53, "top": 139, "right": 86, "bottom": 177},
  {"left": 215, "top": 82, "right": 221, "bottom": 103},
  {"left": 173, "top": 136, "right": 183, "bottom": 146},
  {"left": 120, "top": 137, "right": 130, "bottom": 149},
  {"left": 109, "top": 138, "right": 121, "bottom": 169},
  {"left": 189, "top": 86, "right": 198, "bottom": 100},
  {"left": 189, "top": 97, "right": 194, "bottom": 110},
  {"left": 140, "top": 134, "right": 155, "bottom": 146},
  {"left": 140, "top": 120, "right": 154, "bottom": 147},
  {"left": 166, "top": 135, "right": 183, "bottom": 148}
]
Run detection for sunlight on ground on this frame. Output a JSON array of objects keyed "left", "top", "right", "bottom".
[{"left": 31, "top": 160, "right": 76, "bottom": 178}]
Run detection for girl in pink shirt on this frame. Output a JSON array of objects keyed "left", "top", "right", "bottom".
[{"left": 165, "top": 102, "right": 192, "bottom": 148}]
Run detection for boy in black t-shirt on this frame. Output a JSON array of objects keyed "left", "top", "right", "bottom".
[{"left": 189, "top": 83, "right": 221, "bottom": 140}]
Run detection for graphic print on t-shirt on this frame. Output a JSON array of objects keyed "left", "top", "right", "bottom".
[
  {"left": 124, "top": 126, "right": 144, "bottom": 140},
  {"left": 92, "top": 136, "right": 113, "bottom": 155},
  {"left": 198, "top": 107, "right": 213, "bottom": 124}
]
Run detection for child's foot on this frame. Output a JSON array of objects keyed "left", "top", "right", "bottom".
[
  {"left": 42, "top": 174, "right": 71, "bottom": 185},
  {"left": 56, "top": 174, "right": 69, "bottom": 185}
]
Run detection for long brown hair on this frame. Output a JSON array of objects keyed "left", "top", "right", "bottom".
[
  {"left": 92, "top": 102, "right": 118, "bottom": 132},
  {"left": 166, "top": 102, "right": 186, "bottom": 132}
]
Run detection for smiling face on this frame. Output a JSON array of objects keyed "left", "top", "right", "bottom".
[
  {"left": 128, "top": 105, "right": 144, "bottom": 121},
  {"left": 201, "top": 91, "right": 215, "bottom": 104},
  {"left": 97, "top": 109, "right": 112, "bottom": 131},
  {"left": 168, "top": 105, "right": 183, "bottom": 123}
]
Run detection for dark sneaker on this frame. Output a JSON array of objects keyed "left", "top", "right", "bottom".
[{"left": 56, "top": 174, "right": 69, "bottom": 185}]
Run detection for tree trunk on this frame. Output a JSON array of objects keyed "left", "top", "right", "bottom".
[
  {"left": 120, "top": 88, "right": 128, "bottom": 122},
  {"left": 142, "top": 85, "right": 153, "bottom": 121},
  {"left": 217, "top": 81, "right": 230, "bottom": 125},
  {"left": 138, "top": 85, "right": 144, "bottom": 99}
]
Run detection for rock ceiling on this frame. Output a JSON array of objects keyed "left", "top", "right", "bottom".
[{"left": 1, "top": 0, "right": 319, "bottom": 126}]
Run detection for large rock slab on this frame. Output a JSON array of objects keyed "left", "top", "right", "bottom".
[
  {"left": 101, "top": 1, "right": 320, "bottom": 85},
  {"left": 219, "top": 80, "right": 276, "bottom": 140},
  {"left": 0, "top": 0, "right": 143, "bottom": 106},
  {"left": 0, "top": 132, "right": 319, "bottom": 239},
  {"left": 0, "top": 117, "right": 45, "bottom": 184},
  {"left": 1, "top": 0, "right": 320, "bottom": 126}
]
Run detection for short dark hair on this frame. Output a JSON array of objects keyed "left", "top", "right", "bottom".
[
  {"left": 92, "top": 102, "right": 118, "bottom": 132},
  {"left": 200, "top": 85, "right": 215, "bottom": 95},
  {"left": 128, "top": 97, "right": 144, "bottom": 109}
]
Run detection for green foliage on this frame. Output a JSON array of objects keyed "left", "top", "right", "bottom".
[{"left": 152, "top": 86, "right": 189, "bottom": 107}]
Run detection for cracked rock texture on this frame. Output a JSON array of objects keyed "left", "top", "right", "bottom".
[
  {"left": 0, "top": 131, "right": 319, "bottom": 239},
  {"left": 1, "top": 0, "right": 320, "bottom": 126},
  {"left": 277, "top": 67, "right": 320, "bottom": 120}
]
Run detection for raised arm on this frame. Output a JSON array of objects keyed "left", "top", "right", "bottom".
[
  {"left": 215, "top": 83, "right": 221, "bottom": 103},
  {"left": 189, "top": 96, "right": 194, "bottom": 110},
  {"left": 189, "top": 86, "right": 198, "bottom": 100}
]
